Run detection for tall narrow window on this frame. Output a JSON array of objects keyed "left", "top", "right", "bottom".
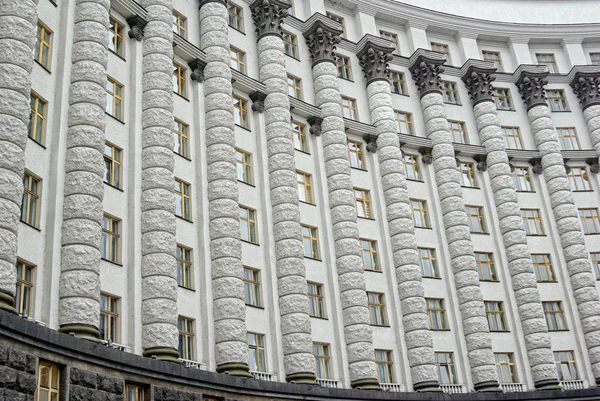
[
  {"left": 546, "top": 90, "right": 569, "bottom": 112},
  {"left": 495, "top": 353, "right": 518, "bottom": 383},
  {"left": 230, "top": 47, "right": 246, "bottom": 73},
  {"left": 531, "top": 254, "right": 556, "bottom": 282},
  {"left": 348, "top": 140, "right": 365, "bottom": 169},
  {"left": 431, "top": 42, "right": 452, "bottom": 64},
  {"left": 282, "top": 30, "right": 298, "bottom": 58},
  {"left": 521, "top": 209, "right": 545, "bottom": 235},
  {"left": 106, "top": 77, "right": 124, "bottom": 121},
  {"left": 354, "top": 188, "right": 372, "bottom": 219},
  {"left": 104, "top": 142, "right": 122, "bottom": 189},
  {"left": 442, "top": 81, "right": 460, "bottom": 105},
  {"left": 297, "top": 171, "right": 314, "bottom": 204},
  {"left": 410, "top": 199, "right": 430, "bottom": 228},
  {"left": 287, "top": 74, "right": 302, "bottom": 99},
  {"left": 568, "top": 166, "right": 592, "bottom": 191},
  {"left": 313, "top": 343, "right": 331, "bottom": 379},
  {"left": 101, "top": 214, "right": 121, "bottom": 263},
  {"left": 301, "top": 224, "right": 319, "bottom": 259},
  {"left": 536, "top": 53, "right": 558, "bottom": 73},
  {"left": 483, "top": 51, "right": 503, "bottom": 71},
  {"left": 543, "top": 301, "right": 568, "bottom": 331},
  {"left": 513, "top": 167, "right": 534, "bottom": 192},
  {"left": 458, "top": 161, "right": 477, "bottom": 187},
  {"left": 243, "top": 267, "right": 261, "bottom": 307},
  {"left": 494, "top": 88, "right": 513, "bottom": 110},
  {"left": 233, "top": 95, "right": 249, "bottom": 128},
  {"left": 126, "top": 385, "right": 145, "bottom": 401},
  {"left": 336, "top": 55, "right": 352, "bottom": 80},
  {"left": 418, "top": 248, "right": 439, "bottom": 278},
  {"left": 29, "top": 92, "right": 46, "bottom": 144},
  {"left": 341, "top": 96, "right": 358, "bottom": 120},
  {"left": 174, "top": 178, "right": 191, "bottom": 221},
  {"left": 178, "top": 316, "right": 195, "bottom": 360},
  {"left": 360, "top": 239, "right": 379, "bottom": 272},
  {"left": 173, "top": 119, "right": 189, "bottom": 158},
  {"left": 448, "top": 120, "right": 468, "bottom": 143},
  {"left": 379, "top": 30, "right": 399, "bottom": 54},
  {"left": 435, "top": 352, "right": 457, "bottom": 384},
  {"left": 172, "top": 11, "right": 187, "bottom": 38},
  {"left": 173, "top": 62, "right": 188, "bottom": 98},
  {"left": 292, "top": 121, "right": 308, "bottom": 153},
  {"left": 307, "top": 281, "right": 326, "bottom": 318},
  {"left": 15, "top": 260, "right": 34, "bottom": 316},
  {"left": 367, "top": 292, "right": 388, "bottom": 326},
  {"left": 389, "top": 71, "right": 407, "bottom": 95},
  {"left": 35, "top": 21, "right": 52, "bottom": 69},
  {"left": 502, "top": 126, "right": 523, "bottom": 149},
  {"left": 485, "top": 301, "right": 508, "bottom": 331},
  {"left": 579, "top": 208, "right": 600, "bottom": 234},
  {"left": 590, "top": 252, "right": 600, "bottom": 280},
  {"left": 326, "top": 12, "right": 345, "bottom": 37},
  {"left": 21, "top": 171, "right": 40, "bottom": 228},
  {"left": 427, "top": 298, "right": 448, "bottom": 330},
  {"left": 465, "top": 205, "right": 487, "bottom": 233},
  {"left": 556, "top": 127, "right": 580, "bottom": 150},
  {"left": 475, "top": 252, "right": 497, "bottom": 282},
  {"left": 37, "top": 361, "right": 60, "bottom": 401},
  {"left": 554, "top": 351, "right": 579, "bottom": 381},
  {"left": 375, "top": 350, "right": 396, "bottom": 384},
  {"left": 176, "top": 244, "right": 193, "bottom": 289},
  {"left": 395, "top": 110, "right": 414, "bottom": 135},
  {"left": 248, "top": 332, "right": 266, "bottom": 372},
  {"left": 236, "top": 148, "right": 253, "bottom": 185},
  {"left": 100, "top": 292, "right": 119, "bottom": 342},
  {"left": 109, "top": 17, "right": 125, "bottom": 58},
  {"left": 228, "top": 1, "right": 244, "bottom": 31},
  {"left": 240, "top": 205, "right": 258, "bottom": 244},
  {"left": 403, "top": 154, "right": 422, "bottom": 181}
]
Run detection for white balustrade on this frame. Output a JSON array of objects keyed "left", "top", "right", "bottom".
[
  {"left": 179, "top": 359, "right": 207, "bottom": 370},
  {"left": 561, "top": 380, "right": 585, "bottom": 390},
  {"left": 440, "top": 384, "right": 465, "bottom": 394},
  {"left": 99, "top": 339, "right": 132, "bottom": 353},
  {"left": 316, "top": 378, "right": 341, "bottom": 388},
  {"left": 501, "top": 383, "right": 525, "bottom": 392},
  {"left": 379, "top": 383, "right": 404, "bottom": 392},
  {"left": 250, "top": 371, "right": 277, "bottom": 381}
]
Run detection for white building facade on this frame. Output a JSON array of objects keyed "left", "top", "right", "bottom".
[{"left": 2, "top": 0, "right": 600, "bottom": 396}]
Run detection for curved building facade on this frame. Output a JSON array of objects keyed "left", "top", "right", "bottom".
[{"left": 2, "top": 0, "right": 600, "bottom": 398}]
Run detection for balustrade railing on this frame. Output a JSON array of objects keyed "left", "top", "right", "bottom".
[
  {"left": 316, "top": 378, "right": 340, "bottom": 388},
  {"left": 440, "top": 384, "right": 465, "bottom": 394}
]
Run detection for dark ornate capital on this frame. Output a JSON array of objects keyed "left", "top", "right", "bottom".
[
  {"left": 418, "top": 147, "right": 433, "bottom": 164},
  {"left": 127, "top": 16, "right": 147, "bottom": 41},
  {"left": 307, "top": 116, "right": 322, "bottom": 136},
  {"left": 408, "top": 51, "right": 445, "bottom": 98},
  {"left": 474, "top": 154, "right": 487, "bottom": 171},
  {"left": 461, "top": 65, "right": 497, "bottom": 106},
  {"left": 250, "top": 91, "right": 267, "bottom": 112},
  {"left": 586, "top": 158, "right": 599, "bottom": 174},
  {"left": 303, "top": 20, "right": 342, "bottom": 67},
  {"left": 356, "top": 41, "right": 394, "bottom": 86},
  {"left": 250, "top": 0, "right": 291, "bottom": 40},
  {"left": 365, "top": 135, "right": 377, "bottom": 153},
  {"left": 516, "top": 70, "right": 549, "bottom": 111},
  {"left": 570, "top": 72, "right": 600, "bottom": 111},
  {"left": 528, "top": 158, "right": 543, "bottom": 174},
  {"left": 188, "top": 59, "right": 206, "bottom": 82}
]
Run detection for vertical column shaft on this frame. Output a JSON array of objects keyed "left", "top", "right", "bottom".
[
  {"left": 140, "top": 0, "right": 179, "bottom": 360},
  {"left": 58, "top": 0, "right": 110, "bottom": 340},
  {"left": 200, "top": 0, "right": 250, "bottom": 376},
  {"left": 584, "top": 104, "right": 600, "bottom": 155},
  {"left": 0, "top": 1, "right": 37, "bottom": 312}
]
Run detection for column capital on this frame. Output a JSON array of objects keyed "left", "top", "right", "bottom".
[
  {"left": 356, "top": 37, "right": 395, "bottom": 86},
  {"left": 569, "top": 69, "right": 600, "bottom": 111},
  {"left": 460, "top": 60, "right": 497, "bottom": 106},
  {"left": 250, "top": 0, "right": 291, "bottom": 40},
  {"left": 303, "top": 17, "right": 343, "bottom": 67},
  {"left": 127, "top": 16, "right": 147, "bottom": 41},
  {"left": 515, "top": 66, "right": 549, "bottom": 111},
  {"left": 408, "top": 49, "right": 446, "bottom": 98}
]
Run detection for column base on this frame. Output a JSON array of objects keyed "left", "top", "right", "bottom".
[
  {"left": 414, "top": 380, "right": 443, "bottom": 392},
  {"left": 142, "top": 347, "right": 180, "bottom": 362},
  {"left": 534, "top": 378, "right": 562, "bottom": 390},
  {"left": 216, "top": 362, "right": 252, "bottom": 377},
  {"left": 0, "top": 292, "right": 16, "bottom": 314},
  {"left": 351, "top": 378, "right": 381, "bottom": 390},
  {"left": 474, "top": 380, "right": 502, "bottom": 392},
  {"left": 58, "top": 324, "right": 100, "bottom": 341},
  {"left": 286, "top": 372, "right": 317, "bottom": 384}
]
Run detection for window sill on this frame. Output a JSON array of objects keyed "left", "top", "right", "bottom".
[
  {"left": 431, "top": 329, "right": 451, "bottom": 331},
  {"left": 304, "top": 256, "right": 322, "bottom": 262},
  {"left": 178, "top": 286, "right": 195, "bottom": 291},
  {"left": 228, "top": 26, "right": 246, "bottom": 35},
  {"left": 285, "top": 54, "right": 301, "bottom": 62},
  {"left": 423, "top": 276, "right": 442, "bottom": 280},
  {"left": 461, "top": 186, "right": 480, "bottom": 190},
  {"left": 20, "top": 221, "right": 41, "bottom": 232},
  {"left": 238, "top": 180, "right": 255, "bottom": 188},
  {"left": 34, "top": 60, "right": 52, "bottom": 74},
  {"left": 241, "top": 239, "right": 260, "bottom": 246},
  {"left": 584, "top": 233, "right": 600, "bottom": 236},
  {"left": 299, "top": 200, "right": 316, "bottom": 206},
  {"left": 516, "top": 190, "right": 536, "bottom": 194},
  {"left": 415, "top": 226, "right": 433, "bottom": 230},
  {"left": 573, "top": 190, "right": 594, "bottom": 193},
  {"left": 548, "top": 329, "right": 570, "bottom": 332},
  {"left": 406, "top": 179, "right": 424, "bottom": 183},
  {"left": 295, "top": 149, "right": 311, "bottom": 156},
  {"left": 526, "top": 234, "right": 547, "bottom": 237},
  {"left": 104, "top": 182, "right": 124, "bottom": 192},
  {"left": 175, "top": 215, "right": 193, "bottom": 223},
  {"left": 470, "top": 231, "right": 490, "bottom": 235},
  {"left": 245, "top": 304, "right": 264, "bottom": 310},
  {"left": 490, "top": 330, "right": 511, "bottom": 333},
  {"left": 101, "top": 258, "right": 123, "bottom": 267},
  {"left": 310, "top": 315, "right": 328, "bottom": 320},
  {"left": 358, "top": 216, "right": 375, "bottom": 221},
  {"left": 480, "top": 280, "right": 500, "bottom": 283},
  {"left": 350, "top": 167, "right": 368, "bottom": 172},
  {"left": 550, "top": 110, "right": 572, "bottom": 113},
  {"left": 538, "top": 280, "right": 558, "bottom": 284},
  {"left": 364, "top": 269, "right": 383, "bottom": 273},
  {"left": 370, "top": 324, "right": 390, "bottom": 328},
  {"left": 174, "top": 92, "right": 190, "bottom": 102},
  {"left": 109, "top": 49, "right": 127, "bottom": 62},
  {"left": 444, "top": 102, "right": 462, "bottom": 106},
  {"left": 497, "top": 108, "right": 516, "bottom": 112},
  {"left": 174, "top": 151, "right": 192, "bottom": 162},
  {"left": 28, "top": 137, "right": 47, "bottom": 149},
  {"left": 235, "top": 124, "right": 252, "bottom": 132},
  {"left": 392, "top": 92, "right": 410, "bottom": 97},
  {"left": 105, "top": 112, "right": 125, "bottom": 125}
]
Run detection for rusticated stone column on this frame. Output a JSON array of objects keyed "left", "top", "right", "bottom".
[
  {"left": 462, "top": 62, "right": 560, "bottom": 390},
  {"left": 518, "top": 69, "right": 600, "bottom": 384},
  {"left": 409, "top": 51, "right": 500, "bottom": 392},
  {"left": 358, "top": 40, "right": 440, "bottom": 392},
  {"left": 0, "top": 1, "right": 37, "bottom": 312},
  {"left": 200, "top": 0, "right": 250, "bottom": 376},
  {"left": 304, "top": 19, "right": 379, "bottom": 389},
  {"left": 250, "top": 0, "right": 316, "bottom": 384},
  {"left": 57, "top": 0, "right": 110, "bottom": 340},
  {"left": 140, "top": 0, "right": 179, "bottom": 360},
  {"left": 571, "top": 70, "right": 600, "bottom": 159}
]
